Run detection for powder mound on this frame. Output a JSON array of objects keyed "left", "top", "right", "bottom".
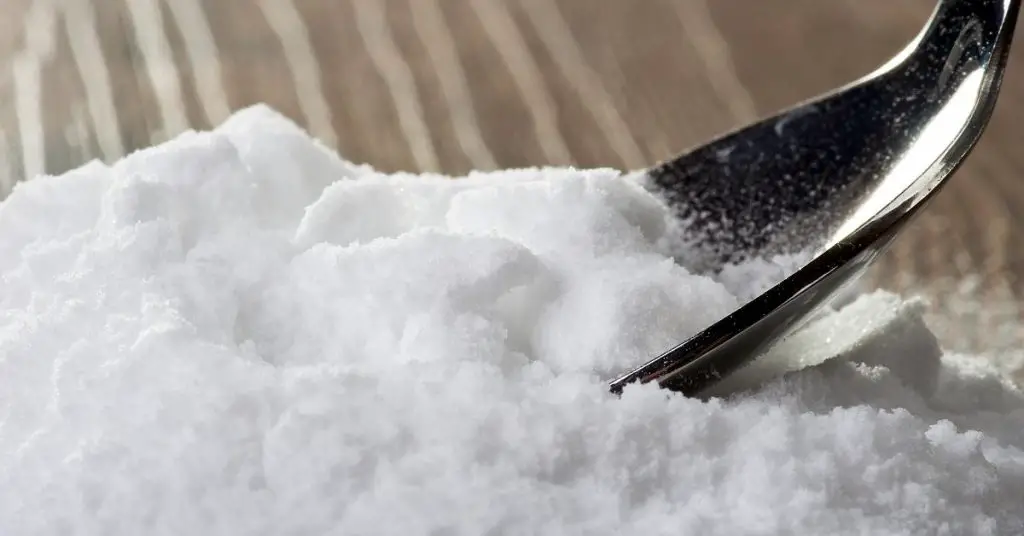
[{"left": 1, "top": 105, "right": 1023, "bottom": 535}]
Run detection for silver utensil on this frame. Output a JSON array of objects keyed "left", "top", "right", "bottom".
[{"left": 610, "top": 0, "right": 1021, "bottom": 396}]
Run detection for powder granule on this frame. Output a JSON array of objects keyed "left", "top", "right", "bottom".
[{"left": 0, "top": 105, "right": 1022, "bottom": 535}]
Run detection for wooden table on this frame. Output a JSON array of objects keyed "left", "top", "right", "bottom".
[{"left": 2, "top": 0, "right": 1022, "bottom": 361}]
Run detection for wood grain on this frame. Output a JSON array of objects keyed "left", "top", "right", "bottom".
[{"left": 2, "top": 0, "right": 1022, "bottom": 360}]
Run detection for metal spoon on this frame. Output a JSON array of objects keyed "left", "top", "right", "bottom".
[{"left": 609, "top": 0, "right": 1021, "bottom": 397}]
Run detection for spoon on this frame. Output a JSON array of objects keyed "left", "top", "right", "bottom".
[{"left": 609, "top": 0, "right": 1021, "bottom": 397}]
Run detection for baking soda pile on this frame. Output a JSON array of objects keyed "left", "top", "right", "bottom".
[{"left": 2, "top": 106, "right": 1023, "bottom": 535}]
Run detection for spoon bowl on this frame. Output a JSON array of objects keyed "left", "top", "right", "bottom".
[{"left": 610, "top": 0, "right": 1021, "bottom": 396}]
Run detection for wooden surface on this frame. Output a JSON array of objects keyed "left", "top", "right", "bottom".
[{"left": 1, "top": 0, "right": 1022, "bottom": 358}]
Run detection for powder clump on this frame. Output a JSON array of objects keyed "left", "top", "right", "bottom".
[{"left": 1, "top": 105, "right": 1022, "bottom": 535}]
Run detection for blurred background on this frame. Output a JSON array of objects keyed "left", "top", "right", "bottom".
[{"left": 1, "top": 0, "right": 1022, "bottom": 368}]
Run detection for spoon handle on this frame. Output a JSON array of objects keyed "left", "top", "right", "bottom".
[
  {"left": 889, "top": 0, "right": 1019, "bottom": 84},
  {"left": 614, "top": 0, "right": 1021, "bottom": 396}
]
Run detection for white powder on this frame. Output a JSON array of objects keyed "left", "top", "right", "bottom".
[{"left": 1, "top": 105, "right": 1022, "bottom": 535}]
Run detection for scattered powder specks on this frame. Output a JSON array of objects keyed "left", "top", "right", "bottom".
[{"left": 1, "top": 105, "right": 1022, "bottom": 535}]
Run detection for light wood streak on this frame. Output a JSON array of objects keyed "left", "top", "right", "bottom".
[
  {"left": 124, "top": 0, "right": 190, "bottom": 140},
  {"left": 67, "top": 104, "right": 93, "bottom": 162},
  {"left": 255, "top": 0, "right": 337, "bottom": 148},
  {"left": 163, "top": 0, "right": 231, "bottom": 125},
  {"left": 352, "top": 0, "right": 440, "bottom": 172},
  {"left": 470, "top": 0, "right": 573, "bottom": 165},
  {"left": 519, "top": 0, "right": 647, "bottom": 169},
  {"left": 0, "top": 130, "right": 12, "bottom": 193},
  {"left": 13, "top": 58, "right": 44, "bottom": 181},
  {"left": 61, "top": 0, "right": 125, "bottom": 162},
  {"left": 673, "top": 0, "right": 758, "bottom": 123},
  {"left": 409, "top": 0, "right": 498, "bottom": 170},
  {"left": 12, "top": 0, "right": 59, "bottom": 180}
]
